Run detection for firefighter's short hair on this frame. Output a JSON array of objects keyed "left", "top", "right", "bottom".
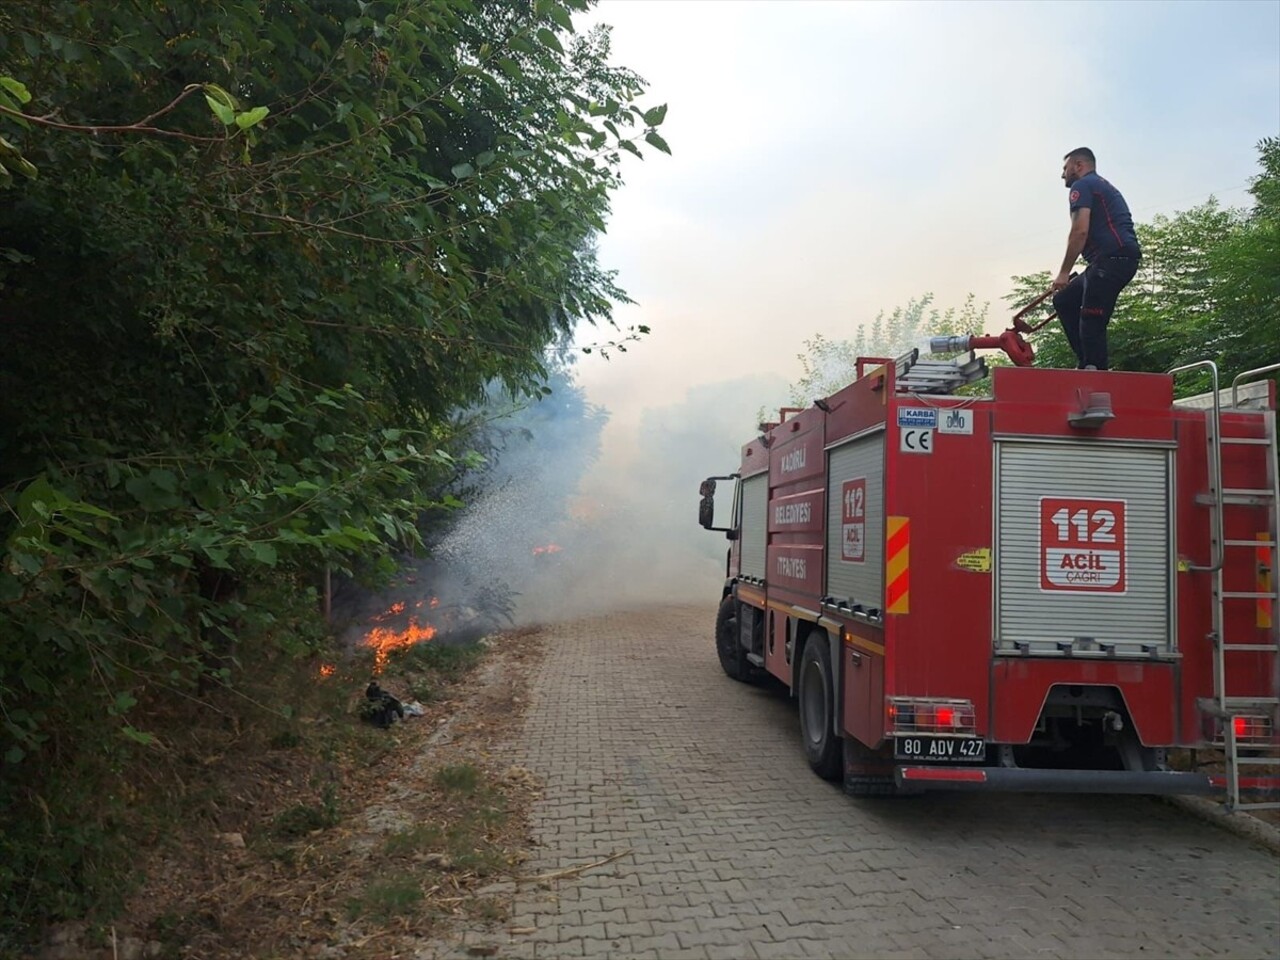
[{"left": 1064, "top": 147, "right": 1096, "bottom": 166}]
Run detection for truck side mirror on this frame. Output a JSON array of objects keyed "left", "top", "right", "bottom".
[
  {"left": 699, "top": 478, "right": 717, "bottom": 498},
  {"left": 698, "top": 495, "right": 715, "bottom": 529}
]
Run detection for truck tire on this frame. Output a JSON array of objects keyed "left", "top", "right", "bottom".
[
  {"left": 715, "top": 596, "right": 752, "bottom": 682},
  {"left": 843, "top": 738, "right": 902, "bottom": 798},
  {"left": 798, "top": 637, "right": 842, "bottom": 780}
]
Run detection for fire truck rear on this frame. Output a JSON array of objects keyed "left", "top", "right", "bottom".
[{"left": 698, "top": 353, "right": 1280, "bottom": 808}]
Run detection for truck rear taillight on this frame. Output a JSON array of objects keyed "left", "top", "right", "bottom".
[
  {"left": 1230, "top": 715, "right": 1274, "bottom": 743},
  {"left": 887, "top": 697, "right": 977, "bottom": 735}
]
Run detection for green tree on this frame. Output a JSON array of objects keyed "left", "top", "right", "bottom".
[
  {"left": 787, "top": 293, "right": 989, "bottom": 405},
  {"left": 1206, "top": 137, "right": 1280, "bottom": 378},
  {"left": 1118, "top": 200, "right": 1244, "bottom": 382},
  {"left": 0, "top": 0, "right": 665, "bottom": 936}
]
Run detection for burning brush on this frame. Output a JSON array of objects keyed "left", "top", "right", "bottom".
[{"left": 361, "top": 597, "right": 441, "bottom": 673}]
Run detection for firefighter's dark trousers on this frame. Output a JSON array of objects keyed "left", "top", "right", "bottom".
[{"left": 1053, "top": 256, "right": 1140, "bottom": 370}]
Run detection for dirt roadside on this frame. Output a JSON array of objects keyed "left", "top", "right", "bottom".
[{"left": 35, "top": 626, "right": 551, "bottom": 960}]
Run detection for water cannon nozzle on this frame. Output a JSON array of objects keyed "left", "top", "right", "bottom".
[{"left": 929, "top": 335, "right": 972, "bottom": 355}]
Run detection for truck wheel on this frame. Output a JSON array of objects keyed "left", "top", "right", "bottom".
[
  {"left": 798, "top": 637, "right": 841, "bottom": 780},
  {"left": 843, "top": 738, "right": 902, "bottom": 798},
  {"left": 715, "top": 597, "right": 751, "bottom": 682}
]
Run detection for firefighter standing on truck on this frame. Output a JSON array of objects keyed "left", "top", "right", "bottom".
[{"left": 1050, "top": 147, "right": 1142, "bottom": 371}]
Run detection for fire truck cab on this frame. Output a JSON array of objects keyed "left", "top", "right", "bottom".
[{"left": 699, "top": 354, "right": 1280, "bottom": 808}]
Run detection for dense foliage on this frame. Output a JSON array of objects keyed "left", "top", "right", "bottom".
[{"left": 0, "top": 0, "right": 664, "bottom": 937}]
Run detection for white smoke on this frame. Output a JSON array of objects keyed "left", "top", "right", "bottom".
[
  {"left": 335, "top": 365, "right": 791, "bottom": 639},
  {"left": 513, "top": 372, "right": 791, "bottom": 622}
]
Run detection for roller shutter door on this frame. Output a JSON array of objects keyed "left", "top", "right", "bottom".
[
  {"left": 994, "top": 441, "right": 1173, "bottom": 656},
  {"left": 739, "top": 473, "right": 768, "bottom": 581},
  {"left": 825, "top": 432, "right": 886, "bottom": 610}
]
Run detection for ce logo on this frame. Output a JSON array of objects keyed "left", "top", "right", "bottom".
[{"left": 902, "top": 429, "right": 932, "bottom": 452}]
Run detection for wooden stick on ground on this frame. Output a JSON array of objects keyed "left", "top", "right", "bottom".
[{"left": 525, "top": 848, "right": 633, "bottom": 883}]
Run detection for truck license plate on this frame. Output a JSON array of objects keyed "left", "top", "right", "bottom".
[{"left": 894, "top": 736, "right": 986, "bottom": 762}]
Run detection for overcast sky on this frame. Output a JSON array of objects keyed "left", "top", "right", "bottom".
[{"left": 562, "top": 0, "right": 1279, "bottom": 532}]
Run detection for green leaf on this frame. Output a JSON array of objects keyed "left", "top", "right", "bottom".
[
  {"left": 548, "top": 4, "right": 575, "bottom": 31},
  {"left": 125, "top": 470, "right": 182, "bottom": 511},
  {"left": 20, "top": 666, "right": 50, "bottom": 696},
  {"left": 536, "top": 28, "right": 564, "bottom": 54},
  {"left": 644, "top": 131, "right": 671, "bottom": 155},
  {"left": 205, "top": 95, "right": 235, "bottom": 126},
  {"left": 107, "top": 46, "right": 135, "bottom": 70},
  {"left": 451, "top": 162, "right": 475, "bottom": 179},
  {"left": 202, "top": 545, "right": 232, "bottom": 570},
  {"left": 0, "top": 572, "right": 22, "bottom": 602},
  {"left": 64, "top": 501, "right": 116, "bottom": 520},
  {"left": 16, "top": 476, "right": 68, "bottom": 523},
  {"left": 203, "top": 82, "right": 238, "bottom": 109},
  {"left": 50, "top": 523, "right": 107, "bottom": 550},
  {"left": 642, "top": 103, "right": 668, "bottom": 127},
  {"left": 5, "top": 745, "right": 24, "bottom": 765},
  {"left": 248, "top": 542, "right": 278, "bottom": 567},
  {"left": 0, "top": 77, "right": 32, "bottom": 105},
  {"left": 234, "top": 106, "right": 270, "bottom": 131},
  {"left": 121, "top": 726, "right": 156, "bottom": 746},
  {"left": 9, "top": 155, "right": 37, "bottom": 179}
]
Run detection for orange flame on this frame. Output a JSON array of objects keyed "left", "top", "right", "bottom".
[
  {"left": 532, "top": 544, "right": 562, "bottom": 556},
  {"left": 319, "top": 663, "right": 336, "bottom": 678},
  {"left": 363, "top": 618, "right": 437, "bottom": 673},
  {"left": 372, "top": 601, "right": 407, "bottom": 623},
  {"left": 429, "top": 597, "right": 440, "bottom": 608}
]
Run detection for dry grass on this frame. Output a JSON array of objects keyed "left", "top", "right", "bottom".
[{"left": 92, "top": 626, "right": 549, "bottom": 960}]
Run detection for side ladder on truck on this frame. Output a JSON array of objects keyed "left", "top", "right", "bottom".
[{"left": 1173, "top": 360, "right": 1280, "bottom": 811}]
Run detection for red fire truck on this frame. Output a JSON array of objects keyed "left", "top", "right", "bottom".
[{"left": 698, "top": 337, "right": 1280, "bottom": 809}]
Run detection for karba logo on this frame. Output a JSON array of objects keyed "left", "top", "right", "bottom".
[{"left": 1069, "top": 189, "right": 1080, "bottom": 203}]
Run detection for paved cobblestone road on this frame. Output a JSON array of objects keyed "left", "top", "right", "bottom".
[{"left": 433, "top": 605, "right": 1280, "bottom": 960}]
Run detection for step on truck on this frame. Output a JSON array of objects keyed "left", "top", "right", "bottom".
[{"left": 698, "top": 345, "right": 1280, "bottom": 808}]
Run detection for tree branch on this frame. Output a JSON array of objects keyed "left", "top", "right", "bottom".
[{"left": 0, "top": 84, "right": 224, "bottom": 144}]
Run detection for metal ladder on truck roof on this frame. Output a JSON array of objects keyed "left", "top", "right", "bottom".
[
  {"left": 891, "top": 347, "right": 988, "bottom": 395},
  {"left": 1172, "top": 360, "right": 1280, "bottom": 811}
]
